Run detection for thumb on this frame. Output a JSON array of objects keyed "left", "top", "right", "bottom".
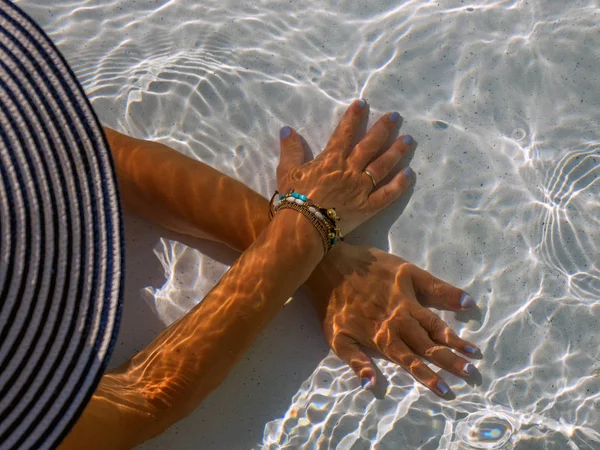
[
  {"left": 333, "top": 334, "right": 377, "bottom": 390},
  {"left": 277, "top": 126, "right": 305, "bottom": 182}
]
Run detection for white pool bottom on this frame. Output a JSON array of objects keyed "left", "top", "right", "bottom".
[{"left": 17, "top": 0, "right": 600, "bottom": 448}]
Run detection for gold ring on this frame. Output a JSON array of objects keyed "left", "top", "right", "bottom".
[{"left": 363, "top": 169, "right": 377, "bottom": 187}]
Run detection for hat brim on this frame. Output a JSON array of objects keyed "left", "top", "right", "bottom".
[{"left": 0, "top": 1, "right": 124, "bottom": 449}]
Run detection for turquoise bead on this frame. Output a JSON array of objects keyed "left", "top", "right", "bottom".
[
  {"left": 292, "top": 192, "right": 300, "bottom": 199},
  {"left": 280, "top": 195, "right": 285, "bottom": 200},
  {"left": 300, "top": 194, "right": 307, "bottom": 201},
  {"left": 332, "top": 237, "right": 337, "bottom": 244}
]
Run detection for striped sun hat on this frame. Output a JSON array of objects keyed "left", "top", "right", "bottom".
[{"left": 0, "top": 1, "right": 124, "bottom": 449}]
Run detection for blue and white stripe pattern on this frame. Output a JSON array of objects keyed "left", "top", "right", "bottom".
[{"left": 0, "top": 1, "right": 124, "bottom": 448}]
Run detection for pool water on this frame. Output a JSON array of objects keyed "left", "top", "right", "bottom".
[{"left": 17, "top": 0, "right": 600, "bottom": 448}]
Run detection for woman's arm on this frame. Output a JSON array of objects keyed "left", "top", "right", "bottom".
[
  {"left": 60, "top": 100, "right": 414, "bottom": 449},
  {"left": 60, "top": 210, "right": 324, "bottom": 449},
  {"left": 60, "top": 100, "right": 480, "bottom": 449},
  {"left": 104, "top": 127, "right": 269, "bottom": 252},
  {"left": 104, "top": 105, "right": 477, "bottom": 399}
]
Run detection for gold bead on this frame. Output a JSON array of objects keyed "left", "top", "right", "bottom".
[
  {"left": 327, "top": 208, "right": 338, "bottom": 220},
  {"left": 328, "top": 231, "right": 336, "bottom": 240}
]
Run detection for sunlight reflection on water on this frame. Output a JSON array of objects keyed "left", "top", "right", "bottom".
[{"left": 15, "top": 0, "right": 600, "bottom": 448}]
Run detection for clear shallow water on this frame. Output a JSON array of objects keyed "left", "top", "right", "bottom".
[{"left": 17, "top": 0, "right": 600, "bottom": 448}]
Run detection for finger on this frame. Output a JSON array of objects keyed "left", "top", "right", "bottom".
[
  {"left": 409, "top": 265, "right": 476, "bottom": 311},
  {"left": 333, "top": 334, "right": 377, "bottom": 390},
  {"left": 323, "top": 99, "right": 369, "bottom": 158},
  {"left": 411, "top": 307, "right": 480, "bottom": 359},
  {"left": 348, "top": 111, "right": 402, "bottom": 169},
  {"left": 394, "top": 315, "right": 470, "bottom": 376},
  {"left": 277, "top": 126, "right": 305, "bottom": 181},
  {"left": 368, "top": 166, "right": 413, "bottom": 211},
  {"left": 383, "top": 339, "right": 451, "bottom": 396},
  {"left": 363, "top": 134, "right": 414, "bottom": 188},
  {"left": 422, "top": 345, "right": 476, "bottom": 377}
]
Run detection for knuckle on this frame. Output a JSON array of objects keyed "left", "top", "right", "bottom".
[
  {"left": 405, "top": 356, "right": 423, "bottom": 372},
  {"left": 321, "top": 152, "right": 338, "bottom": 168},
  {"left": 423, "top": 344, "right": 446, "bottom": 358},
  {"left": 396, "top": 263, "right": 413, "bottom": 279},
  {"left": 373, "top": 333, "right": 386, "bottom": 349},
  {"left": 331, "top": 332, "right": 345, "bottom": 350},
  {"left": 291, "top": 169, "right": 304, "bottom": 181},
  {"left": 372, "top": 330, "right": 385, "bottom": 348},
  {"left": 430, "top": 276, "right": 449, "bottom": 300},
  {"left": 428, "top": 316, "right": 446, "bottom": 332},
  {"left": 428, "top": 316, "right": 448, "bottom": 338},
  {"left": 380, "top": 187, "right": 394, "bottom": 202},
  {"left": 373, "top": 324, "right": 394, "bottom": 349},
  {"left": 339, "top": 122, "right": 354, "bottom": 140},
  {"left": 385, "top": 182, "right": 403, "bottom": 201}
]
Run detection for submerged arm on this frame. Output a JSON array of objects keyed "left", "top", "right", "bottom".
[
  {"left": 59, "top": 210, "right": 324, "bottom": 449},
  {"left": 63, "top": 105, "right": 476, "bottom": 449},
  {"left": 103, "top": 127, "right": 269, "bottom": 252}
]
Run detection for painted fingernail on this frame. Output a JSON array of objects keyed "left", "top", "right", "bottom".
[
  {"left": 460, "top": 293, "right": 476, "bottom": 308},
  {"left": 280, "top": 126, "right": 292, "bottom": 140},
  {"left": 465, "top": 345, "right": 478, "bottom": 354},
  {"left": 463, "top": 363, "right": 476, "bottom": 375},
  {"left": 402, "top": 167, "right": 414, "bottom": 178},
  {"left": 403, "top": 134, "right": 413, "bottom": 145},
  {"left": 389, "top": 111, "right": 401, "bottom": 122},
  {"left": 437, "top": 381, "right": 450, "bottom": 395},
  {"left": 361, "top": 377, "right": 373, "bottom": 390},
  {"left": 358, "top": 98, "right": 366, "bottom": 108}
]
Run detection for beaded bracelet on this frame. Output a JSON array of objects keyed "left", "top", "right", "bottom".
[
  {"left": 269, "top": 189, "right": 343, "bottom": 253},
  {"left": 277, "top": 202, "right": 332, "bottom": 253}
]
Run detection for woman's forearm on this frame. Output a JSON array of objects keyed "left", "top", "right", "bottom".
[
  {"left": 104, "top": 127, "right": 269, "bottom": 252},
  {"left": 104, "top": 127, "right": 338, "bottom": 329},
  {"left": 61, "top": 210, "right": 323, "bottom": 449}
]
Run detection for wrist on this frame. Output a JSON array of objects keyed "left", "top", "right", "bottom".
[
  {"left": 267, "top": 208, "right": 325, "bottom": 270},
  {"left": 304, "top": 241, "right": 346, "bottom": 298}
]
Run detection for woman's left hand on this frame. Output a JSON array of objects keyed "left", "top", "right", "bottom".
[
  {"left": 306, "top": 243, "right": 479, "bottom": 396},
  {"left": 276, "top": 100, "right": 414, "bottom": 236}
]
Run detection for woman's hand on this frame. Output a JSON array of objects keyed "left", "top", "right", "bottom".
[
  {"left": 277, "top": 100, "right": 414, "bottom": 235},
  {"left": 306, "top": 243, "right": 479, "bottom": 396}
]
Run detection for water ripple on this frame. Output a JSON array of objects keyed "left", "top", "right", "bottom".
[
  {"left": 535, "top": 146, "right": 600, "bottom": 301},
  {"left": 14, "top": 0, "right": 600, "bottom": 448}
]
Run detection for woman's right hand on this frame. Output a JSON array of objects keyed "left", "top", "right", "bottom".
[{"left": 277, "top": 99, "right": 415, "bottom": 235}]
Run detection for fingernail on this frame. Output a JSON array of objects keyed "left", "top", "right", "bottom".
[
  {"left": 358, "top": 98, "right": 366, "bottom": 108},
  {"left": 389, "top": 111, "right": 401, "bottom": 122},
  {"left": 280, "top": 126, "right": 292, "bottom": 140},
  {"left": 437, "top": 381, "right": 450, "bottom": 395},
  {"left": 463, "top": 363, "right": 476, "bottom": 375},
  {"left": 403, "top": 135, "right": 413, "bottom": 145},
  {"left": 360, "top": 377, "right": 373, "bottom": 390},
  {"left": 402, "top": 167, "right": 414, "bottom": 178},
  {"left": 465, "top": 345, "right": 478, "bottom": 354},
  {"left": 460, "top": 293, "right": 476, "bottom": 308}
]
